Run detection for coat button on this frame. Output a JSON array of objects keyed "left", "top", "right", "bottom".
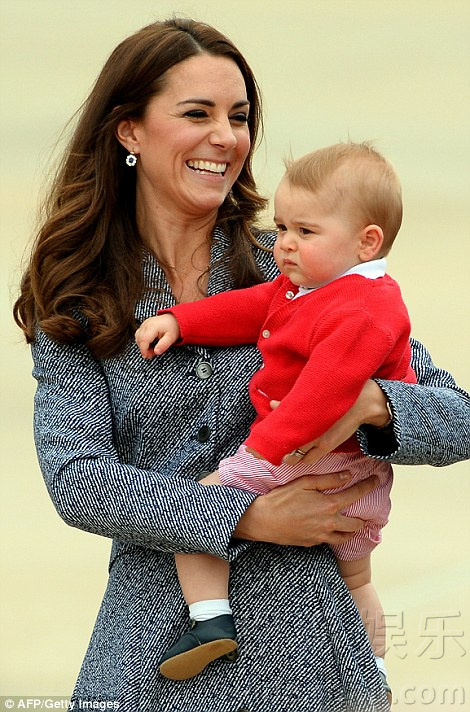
[
  {"left": 195, "top": 361, "right": 213, "bottom": 379},
  {"left": 197, "top": 426, "right": 211, "bottom": 442},
  {"left": 286, "top": 290, "right": 295, "bottom": 299},
  {"left": 261, "top": 329, "right": 270, "bottom": 338}
]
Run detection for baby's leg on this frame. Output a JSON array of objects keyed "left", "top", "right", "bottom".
[
  {"left": 160, "top": 551, "right": 237, "bottom": 680},
  {"left": 338, "top": 555, "right": 391, "bottom": 704},
  {"left": 198, "top": 469, "right": 222, "bottom": 485},
  {"left": 174, "top": 551, "right": 229, "bottom": 607},
  {"left": 337, "top": 555, "right": 385, "bottom": 658},
  {"left": 159, "top": 472, "right": 237, "bottom": 680},
  {"left": 174, "top": 469, "right": 230, "bottom": 614}
]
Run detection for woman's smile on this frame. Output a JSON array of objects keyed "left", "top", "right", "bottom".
[{"left": 186, "top": 159, "right": 228, "bottom": 176}]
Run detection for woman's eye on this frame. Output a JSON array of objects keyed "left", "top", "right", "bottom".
[
  {"left": 230, "top": 113, "right": 249, "bottom": 124},
  {"left": 184, "top": 110, "right": 207, "bottom": 119}
]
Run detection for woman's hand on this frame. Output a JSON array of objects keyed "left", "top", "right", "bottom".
[
  {"left": 279, "top": 379, "right": 390, "bottom": 466},
  {"left": 233, "top": 472, "right": 378, "bottom": 547}
]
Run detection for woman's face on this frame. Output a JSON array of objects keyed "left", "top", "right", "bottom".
[{"left": 126, "top": 53, "right": 251, "bottom": 221}]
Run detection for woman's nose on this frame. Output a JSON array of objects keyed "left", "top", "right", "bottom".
[{"left": 209, "top": 120, "right": 237, "bottom": 149}]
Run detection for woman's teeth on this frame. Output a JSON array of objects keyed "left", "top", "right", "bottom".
[{"left": 187, "top": 160, "right": 227, "bottom": 175}]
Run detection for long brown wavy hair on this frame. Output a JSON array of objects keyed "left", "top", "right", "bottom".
[{"left": 13, "top": 18, "right": 268, "bottom": 359}]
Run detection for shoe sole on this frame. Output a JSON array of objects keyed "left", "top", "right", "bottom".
[{"left": 159, "top": 638, "right": 238, "bottom": 680}]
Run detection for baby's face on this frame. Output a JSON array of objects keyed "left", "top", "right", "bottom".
[{"left": 273, "top": 179, "right": 363, "bottom": 288}]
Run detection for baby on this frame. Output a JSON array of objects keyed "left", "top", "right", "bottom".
[{"left": 136, "top": 141, "right": 416, "bottom": 699}]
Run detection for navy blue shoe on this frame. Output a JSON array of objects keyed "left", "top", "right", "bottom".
[{"left": 159, "top": 614, "right": 238, "bottom": 680}]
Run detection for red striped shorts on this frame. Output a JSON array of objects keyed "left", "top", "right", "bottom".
[{"left": 219, "top": 445, "right": 392, "bottom": 561}]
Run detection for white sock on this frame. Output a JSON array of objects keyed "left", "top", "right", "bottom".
[
  {"left": 375, "top": 656, "right": 388, "bottom": 676},
  {"left": 189, "top": 599, "right": 232, "bottom": 622}
]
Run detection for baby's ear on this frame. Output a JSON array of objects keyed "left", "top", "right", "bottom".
[{"left": 358, "top": 225, "right": 384, "bottom": 261}]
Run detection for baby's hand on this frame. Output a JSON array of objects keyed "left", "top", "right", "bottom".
[{"left": 135, "top": 314, "right": 181, "bottom": 358}]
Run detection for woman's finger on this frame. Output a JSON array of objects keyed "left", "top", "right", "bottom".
[
  {"left": 326, "top": 475, "right": 378, "bottom": 510},
  {"left": 283, "top": 445, "right": 315, "bottom": 466}
]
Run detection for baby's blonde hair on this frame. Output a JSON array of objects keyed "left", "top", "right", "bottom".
[{"left": 284, "top": 142, "right": 402, "bottom": 254}]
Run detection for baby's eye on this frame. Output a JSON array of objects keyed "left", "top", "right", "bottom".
[
  {"left": 299, "top": 227, "right": 314, "bottom": 236},
  {"left": 275, "top": 223, "right": 287, "bottom": 233}
]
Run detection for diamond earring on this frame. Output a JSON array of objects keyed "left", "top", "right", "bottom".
[{"left": 125, "top": 151, "right": 137, "bottom": 167}]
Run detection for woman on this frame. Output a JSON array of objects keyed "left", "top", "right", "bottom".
[{"left": 13, "top": 18, "right": 469, "bottom": 712}]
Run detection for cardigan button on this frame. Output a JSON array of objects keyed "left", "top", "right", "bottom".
[
  {"left": 196, "top": 361, "right": 213, "bottom": 379},
  {"left": 286, "top": 290, "right": 295, "bottom": 299},
  {"left": 261, "top": 329, "right": 270, "bottom": 338}
]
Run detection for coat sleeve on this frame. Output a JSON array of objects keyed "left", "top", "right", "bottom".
[
  {"left": 357, "top": 338, "right": 470, "bottom": 466},
  {"left": 32, "top": 328, "right": 255, "bottom": 558}
]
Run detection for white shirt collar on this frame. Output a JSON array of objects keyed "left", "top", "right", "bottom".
[
  {"left": 295, "top": 258, "right": 387, "bottom": 299},
  {"left": 341, "top": 257, "right": 387, "bottom": 280}
]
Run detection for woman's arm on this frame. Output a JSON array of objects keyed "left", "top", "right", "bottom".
[
  {"left": 32, "top": 328, "right": 256, "bottom": 559},
  {"left": 33, "top": 327, "right": 381, "bottom": 556},
  {"left": 236, "top": 338, "right": 469, "bottom": 548},
  {"left": 234, "top": 472, "right": 380, "bottom": 547},
  {"left": 359, "top": 338, "right": 470, "bottom": 465},
  {"left": 283, "top": 338, "right": 469, "bottom": 467}
]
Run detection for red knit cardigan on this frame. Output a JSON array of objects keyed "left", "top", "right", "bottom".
[{"left": 165, "top": 273, "right": 417, "bottom": 464}]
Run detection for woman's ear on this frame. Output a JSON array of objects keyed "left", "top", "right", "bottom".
[
  {"left": 358, "top": 225, "right": 384, "bottom": 261},
  {"left": 115, "top": 118, "right": 139, "bottom": 153}
]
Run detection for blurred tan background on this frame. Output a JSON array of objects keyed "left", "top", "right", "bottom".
[{"left": 1, "top": 0, "right": 469, "bottom": 708}]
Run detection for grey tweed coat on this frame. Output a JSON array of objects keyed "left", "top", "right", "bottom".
[{"left": 32, "top": 229, "right": 469, "bottom": 712}]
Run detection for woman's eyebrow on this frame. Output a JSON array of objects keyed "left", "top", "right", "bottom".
[{"left": 177, "top": 99, "right": 250, "bottom": 108}]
